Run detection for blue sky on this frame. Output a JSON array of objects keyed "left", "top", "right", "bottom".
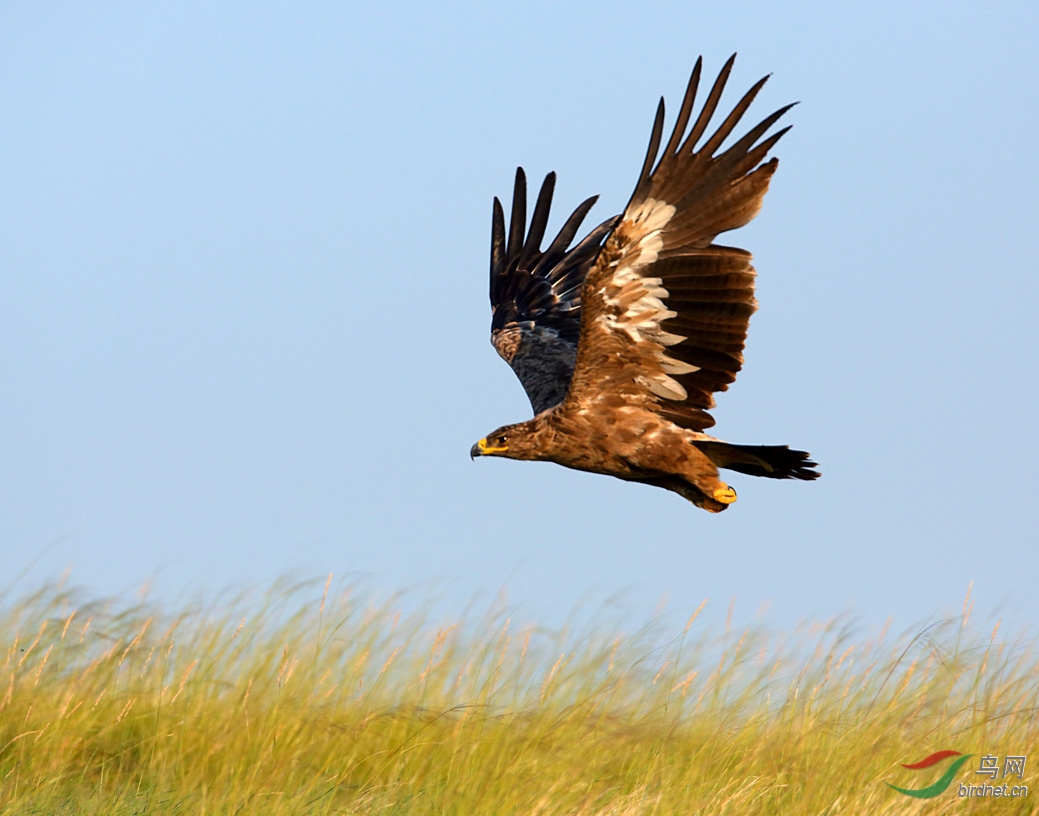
[{"left": 2, "top": 2, "right": 1037, "bottom": 633}]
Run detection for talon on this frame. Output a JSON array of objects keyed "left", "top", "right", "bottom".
[{"left": 713, "top": 484, "right": 737, "bottom": 504}]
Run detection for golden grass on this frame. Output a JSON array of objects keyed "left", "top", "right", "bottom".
[{"left": 0, "top": 577, "right": 1035, "bottom": 815}]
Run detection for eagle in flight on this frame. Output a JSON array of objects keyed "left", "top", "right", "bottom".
[{"left": 470, "top": 56, "right": 818, "bottom": 512}]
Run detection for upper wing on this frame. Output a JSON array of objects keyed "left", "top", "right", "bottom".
[
  {"left": 566, "top": 55, "right": 793, "bottom": 431},
  {"left": 490, "top": 168, "right": 617, "bottom": 414}
]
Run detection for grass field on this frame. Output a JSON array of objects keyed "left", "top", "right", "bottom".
[{"left": 0, "top": 577, "right": 1035, "bottom": 815}]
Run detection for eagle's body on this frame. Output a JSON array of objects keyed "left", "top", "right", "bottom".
[
  {"left": 491, "top": 408, "right": 734, "bottom": 510},
  {"left": 471, "top": 56, "right": 818, "bottom": 511}
]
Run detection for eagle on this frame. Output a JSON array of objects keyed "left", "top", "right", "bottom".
[{"left": 470, "top": 56, "right": 818, "bottom": 512}]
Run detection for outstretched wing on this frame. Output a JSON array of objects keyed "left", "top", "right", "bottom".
[
  {"left": 567, "top": 55, "right": 792, "bottom": 432},
  {"left": 490, "top": 168, "right": 618, "bottom": 414}
]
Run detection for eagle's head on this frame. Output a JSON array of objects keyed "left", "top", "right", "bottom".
[{"left": 470, "top": 421, "right": 541, "bottom": 461}]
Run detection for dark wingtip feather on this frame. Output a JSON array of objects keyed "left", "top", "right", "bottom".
[
  {"left": 542, "top": 194, "right": 600, "bottom": 262},
  {"left": 697, "top": 72, "right": 772, "bottom": 156},
  {"left": 518, "top": 172, "right": 557, "bottom": 269},
  {"left": 506, "top": 167, "right": 527, "bottom": 259},
  {"left": 490, "top": 197, "right": 506, "bottom": 297},
  {"left": 637, "top": 98, "right": 666, "bottom": 187},
  {"left": 662, "top": 57, "right": 703, "bottom": 160},
  {"left": 680, "top": 53, "right": 736, "bottom": 154}
]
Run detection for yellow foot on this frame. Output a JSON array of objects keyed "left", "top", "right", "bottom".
[{"left": 713, "top": 484, "right": 737, "bottom": 505}]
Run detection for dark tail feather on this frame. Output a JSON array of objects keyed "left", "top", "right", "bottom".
[{"left": 694, "top": 441, "right": 819, "bottom": 480}]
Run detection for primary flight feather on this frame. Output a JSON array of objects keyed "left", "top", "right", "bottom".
[{"left": 471, "top": 55, "right": 819, "bottom": 512}]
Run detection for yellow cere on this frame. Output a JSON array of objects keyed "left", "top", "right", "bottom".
[{"left": 479, "top": 437, "right": 509, "bottom": 454}]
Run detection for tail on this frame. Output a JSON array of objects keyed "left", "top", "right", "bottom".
[{"left": 694, "top": 441, "right": 819, "bottom": 480}]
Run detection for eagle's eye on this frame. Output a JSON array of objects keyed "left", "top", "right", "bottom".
[{"left": 498, "top": 435, "right": 509, "bottom": 445}]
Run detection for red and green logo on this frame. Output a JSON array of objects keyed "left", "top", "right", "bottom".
[{"left": 886, "top": 750, "right": 974, "bottom": 798}]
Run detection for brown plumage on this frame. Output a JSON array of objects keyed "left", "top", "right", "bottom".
[{"left": 472, "top": 56, "right": 818, "bottom": 512}]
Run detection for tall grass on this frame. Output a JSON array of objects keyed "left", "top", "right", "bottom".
[{"left": 0, "top": 577, "right": 1035, "bottom": 814}]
